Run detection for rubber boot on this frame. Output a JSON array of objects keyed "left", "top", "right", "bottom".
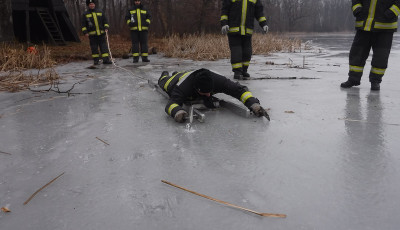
[
  {"left": 103, "top": 57, "right": 112, "bottom": 64},
  {"left": 142, "top": 56, "right": 150, "bottom": 62},
  {"left": 233, "top": 71, "right": 243, "bottom": 80},
  {"left": 160, "top": 71, "right": 169, "bottom": 79},
  {"left": 93, "top": 58, "right": 100, "bottom": 65},
  {"left": 340, "top": 80, "right": 360, "bottom": 88},
  {"left": 242, "top": 67, "right": 250, "bottom": 79},
  {"left": 371, "top": 82, "right": 380, "bottom": 91},
  {"left": 133, "top": 56, "right": 139, "bottom": 63}
]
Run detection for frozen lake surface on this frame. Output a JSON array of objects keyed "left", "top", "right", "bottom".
[{"left": 1, "top": 33, "right": 400, "bottom": 229}]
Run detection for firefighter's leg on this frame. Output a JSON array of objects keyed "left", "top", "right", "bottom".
[
  {"left": 131, "top": 31, "right": 140, "bottom": 62},
  {"left": 228, "top": 34, "right": 243, "bottom": 79},
  {"left": 348, "top": 30, "right": 373, "bottom": 84},
  {"left": 369, "top": 32, "right": 393, "bottom": 86},
  {"left": 140, "top": 31, "right": 150, "bottom": 62},
  {"left": 242, "top": 35, "right": 252, "bottom": 78},
  {"left": 99, "top": 34, "right": 112, "bottom": 64},
  {"left": 158, "top": 72, "right": 173, "bottom": 93},
  {"left": 89, "top": 36, "right": 100, "bottom": 65}
]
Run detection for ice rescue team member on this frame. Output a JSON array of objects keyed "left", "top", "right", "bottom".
[
  {"left": 221, "top": 0, "right": 269, "bottom": 80},
  {"left": 125, "top": 0, "right": 151, "bottom": 63},
  {"left": 81, "top": 0, "right": 112, "bottom": 65},
  {"left": 341, "top": 0, "right": 400, "bottom": 91},
  {"left": 158, "top": 69, "right": 269, "bottom": 123}
]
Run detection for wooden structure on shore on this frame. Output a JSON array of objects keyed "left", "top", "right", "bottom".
[{"left": 1, "top": 0, "right": 80, "bottom": 45}]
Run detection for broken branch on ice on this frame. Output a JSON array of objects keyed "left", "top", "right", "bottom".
[
  {"left": 0, "top": 150, "right": 12, "bottom": 155},
  {"left": 96, "top": 137, "right": 110, "bottom": 145},
  {"left": 23, "top": 172, "right": 65, "bottom": 205},
  {"left": 161, "top": 180, "right": 286, "bottom": 218}
]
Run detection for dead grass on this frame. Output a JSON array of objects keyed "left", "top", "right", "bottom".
[
  {"left": 0, "top": 43, "right": 56, "bottom": 72},
  {"left": 0, "top": 33, "right": 300, "bottom": 92},
  {"left": 0, "top": 43, "right": 60, "bottom": 92},
  {"left": 0, "top": 69, "right": 59, "bottom": 92},
  {"left": 159, "top": 33, "right": 301, "bottom": 61}
]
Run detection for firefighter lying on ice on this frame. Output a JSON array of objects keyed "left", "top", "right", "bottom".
[{"left": 158, "top": 68, "right": 269, "bottom": 123}]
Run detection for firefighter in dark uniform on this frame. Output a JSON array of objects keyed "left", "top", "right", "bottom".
[
  {"left": 125, "top": 0, "right": 151, "bottom": 63},
  {"left": 221, "top": 0, "right": 268, "bottom": 80},
  {"left": 81, "top": 0, "right": 112, "bottom": 65},
  {"left": 158, "top": 69, "right": 269, "bottom": 122},
  {"left": 341, "top": 0, "right": 400, "bottom": 90}
]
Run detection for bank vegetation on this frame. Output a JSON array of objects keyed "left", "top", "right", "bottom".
[{"left": 0, "top": 33, "right": 301, "bottom": 92}]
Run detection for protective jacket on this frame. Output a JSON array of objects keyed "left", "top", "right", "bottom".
[
  {"left": 221, "top": 0, "right": 267, "bottom": 36},
  {"left": 81, "top": 9, "right": 109, "bottom": 36},
  {"left": 125, "top": 4, "right": 151, "bottom": 31},
  {"left": 158, "top": 69, "right": 260, "bottom": 118},
  {"left": 352, "top": 0, "right": 400, "bottom": 32}
]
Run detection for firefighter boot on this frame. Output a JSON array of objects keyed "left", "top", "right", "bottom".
[
  {"left": 340, "top": 80, "right": 360, "bottom": 88},
  {"left": 242, "top": 69, "right": 251, "bottom": 79},
  {"left": 133, "top": 56, "right": 139, "bottom": 63},
  {"left": 371, "top": 82, "right": 380, "bottom": 91},
  {"left": 142, "top": 56, "right": 150, "bottom": 62},
  {"left": 233, "top": 71, "right": 243, "bottom": 80},
  {"left": 93, "top": 58, "right": 100, "bottom": 65},
  {"left": 103, "top": 57, "right": 112, "bottom": 64},
  {"left": 160, "top": 71, "right": 169, "bottom": 79}
]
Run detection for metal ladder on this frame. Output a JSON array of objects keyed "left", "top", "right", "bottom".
[{"left": 36, "top": 8, "right": 66, "bottom": 46}]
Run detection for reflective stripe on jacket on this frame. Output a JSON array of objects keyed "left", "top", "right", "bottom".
[
  {"left": 221, "top": 0, "right": 267, "bottom": 36},
  {"left": 352, "top": 0, "right": 400, "bottom": 32},
  {"left": 81, "top": 9, "right": 109, "bottom": 36},
  {"left": 159, "top": 69, "right": 259, "bottom": 118},
  {"left": 125, "top": 5, "right": 151, "bottom": 31}
]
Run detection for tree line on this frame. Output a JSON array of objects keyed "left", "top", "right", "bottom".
[{"left": 64, "top": 0, "right": 354, "bottom": 37}]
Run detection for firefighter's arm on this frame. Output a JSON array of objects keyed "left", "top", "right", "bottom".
[
  {"left": 255, "top": 0, "right": 267, "bottom": 28},
  {"left": 165, "top": 89, "right": 186, "bottom": 120},
  {"left": 81, "top": 14, "right": 88, "bottom": 35},
  {"left": 386, "top": 1, "right": 400, "bottom": 19},
  {"left": 215, "top": 76, "right": 258, "bottom": 109},
  {"left": 217, "top": 75, "right": 269, "bottom": 119},
  {"left": 146, "top": 10, "right": 151, "bottom": 26},
  {"left": 351, "top": 0, "right": 362, "bottom": 17},
  {"left": 220, "top": 0, "right": 230, "bottom": 27},
  {"left": 103, "top": 12, "right": 110, "bottom": 30},
  {"left": 125, "top": 10, "right": 131, "bottom": 25}
]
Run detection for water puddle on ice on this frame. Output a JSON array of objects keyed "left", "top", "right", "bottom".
[{"left": 185, "top": 123, "right": 196, "bottom": 133}]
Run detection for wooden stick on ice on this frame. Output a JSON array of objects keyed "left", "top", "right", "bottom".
[
  {"left": 161, "top": 180, "right": 286, "bottom": 218},
  {"left": 23, "top": 172, "right": 65, "bottom": 205}
]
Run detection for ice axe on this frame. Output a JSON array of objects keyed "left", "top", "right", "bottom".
[{"left": 260, "top": 106, "right": 270, "bottom": 121}]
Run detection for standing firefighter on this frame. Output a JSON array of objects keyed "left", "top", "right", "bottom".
[
  {"left": 158, "top": 69, "right": 270, "bottom": 123},
  {"left": 341, "top": 0, "right": 400, "bottom": 91},
  {"left": 125, "top": 0, "right": 151, "bottom": 63},
  {"left": 221, "top": 0, "right": 268, "bottom": 80},
  {"left": 81, "top": 0, "right": 112, "bottom": 65}
]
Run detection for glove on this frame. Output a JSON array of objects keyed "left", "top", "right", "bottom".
[
  {"left": 203, "top": 96, "right": 218, "bottom": 109},
  {"left": 221, "top": 25, "right": 229, "bottom": 35},
  {"left": 263, "top": 25, "right": 269, "bottom": 34},
  {"left": 250, "top": 103, "right": 270, "bottom": 121},
  {"left": 174, "top": 110, "right": 188, "bottom": 123},
  {"left": 353, "top": 7, "right": 362, "bottom": 17},
  {"left": 384, "top": 9, "right": 396, "bottom": 19}
]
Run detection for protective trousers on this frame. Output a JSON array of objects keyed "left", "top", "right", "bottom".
[
  {"left": 348, "top": 30, "right": 393, "bottom": 84},
  {"left": 228, "top": 34, "right": 252, "bottom": 73},
  {"left": 89, "top": 35, "right": 110, "bottom": 62},
  {"left": 130, "top": 31, "right": 149, "bottom": 58}
]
